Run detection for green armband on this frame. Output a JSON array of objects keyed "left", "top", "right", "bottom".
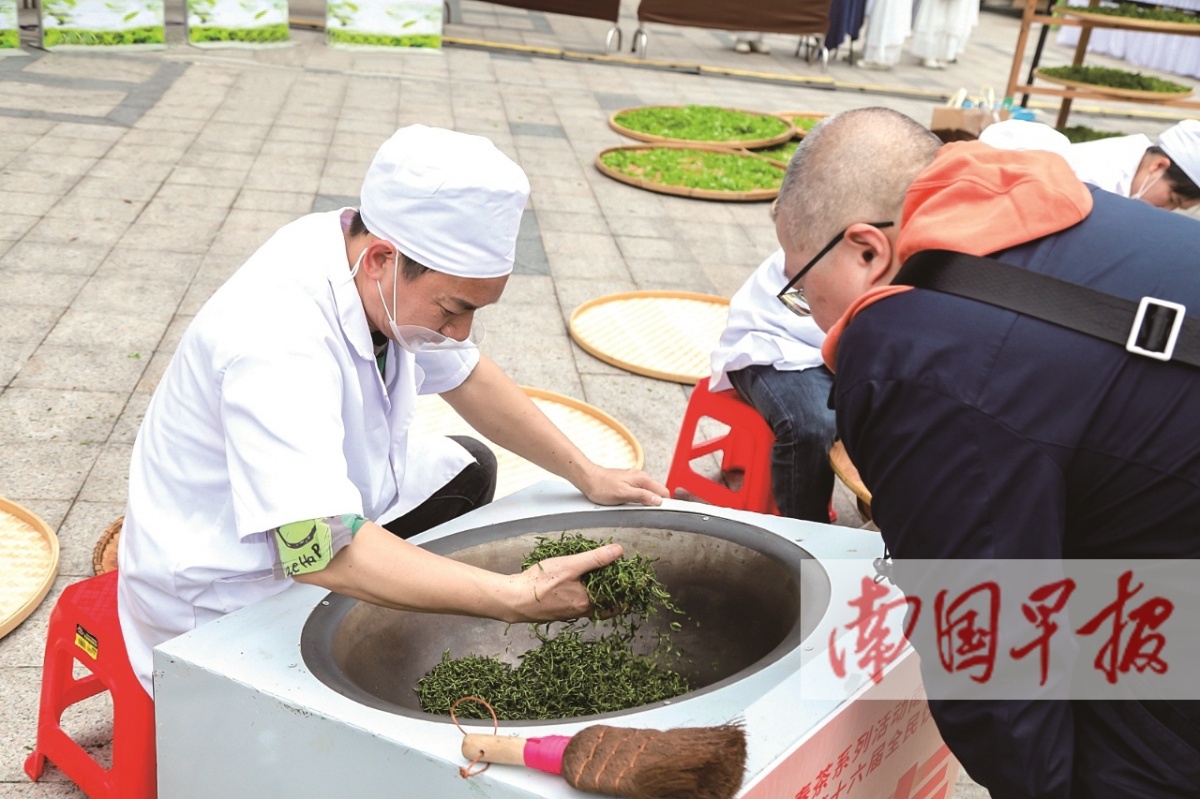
[{"left": 270, "top": 514, "right": 367, "bottom": 579}]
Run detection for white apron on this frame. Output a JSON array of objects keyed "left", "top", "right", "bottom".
[{"left": 118, "top": 209, "right": 475, "bottom": 692}]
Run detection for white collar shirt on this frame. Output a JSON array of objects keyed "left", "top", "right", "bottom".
[{"left": 118, "top": 209, "right": 475, "bottom": 691}]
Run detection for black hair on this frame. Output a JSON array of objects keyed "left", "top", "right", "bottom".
[
  {"left": 1148, "top": 145, "right": 1200, "bottom": 200},
  {"left": 349, "top": 210, "right": 431, "bottom": 281}
]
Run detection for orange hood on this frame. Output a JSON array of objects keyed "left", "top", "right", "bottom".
[{"left": 821, "top": 141, "right": 1093, "bottom": 370}]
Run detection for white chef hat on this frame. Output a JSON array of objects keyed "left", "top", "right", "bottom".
[
  {"left": 977, "top": 119, "right": 1070, "bottom": 154},
  {"left": 360, "top": 125, "right": 530, "bottom": 279},
  {"left": 1158, "top": 120, "right": 1200, "bottom": 187}
]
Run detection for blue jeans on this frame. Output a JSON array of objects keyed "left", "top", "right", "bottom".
[{"left": 727, "top": 364, "right": 837, "bottom": 522}]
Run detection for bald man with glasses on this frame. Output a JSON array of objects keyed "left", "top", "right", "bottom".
[{"left": 773, "top": 106, "right": 1200, "bottom": 799}]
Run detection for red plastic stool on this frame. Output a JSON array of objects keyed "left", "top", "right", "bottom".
[
  {"left": 25, "top": 570, "right": 157, "bottom": 799},
  {"left": 667, "top": 380, "right": 781, "bottom": 515}
]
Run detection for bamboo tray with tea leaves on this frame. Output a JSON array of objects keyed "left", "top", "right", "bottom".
[
  {"left": 1052, "top": 2, "right": 1200, "bottom": 35},
  {"left": 609, "top": 105, "right": 795, "bottom": 149},
  {"left": 1034, "top": 65, "right": 1193, "bottom": 101},
  {"left": 596, "top": 143, "right": 786, "bottom": 202}
]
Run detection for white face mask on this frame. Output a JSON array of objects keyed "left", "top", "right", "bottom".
[
  {"left": 374, "top": 250, "right": 483, "bottom": 354},
  {"left": 1133, "top": 170, "right": 1162, "bottom": 201}
]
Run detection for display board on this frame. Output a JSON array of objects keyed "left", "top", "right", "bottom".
[
  {"left": 40, "top": 0, "right": 165, "bottom": 48},
  {"left": 484, "top": 0, "right": 620, "bottom": 23},
  {"left": 326, "top": 0, "right": 442, "bottom": 49},
  {"left": 636, "top": 0, "right": 828, "bottom": 35},
  {"left": 187, "top": 0, "right": 290, "bottom": 47}
]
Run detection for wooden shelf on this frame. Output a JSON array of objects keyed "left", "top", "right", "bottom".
[{"left": 1005, "top": 0, "right": 1200, "bottom": 127}]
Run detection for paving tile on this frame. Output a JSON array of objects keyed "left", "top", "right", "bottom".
[
  {"left": 0, "top": 441, "right": 102, "bottom": 500},
  {"left": 24, "top": 135, "right": 115, "bottom": 160},
  {"left": 0, "top": 191, "right": 59, "bottom": 217},
  {"left": 11, "top": 346, "right": 149, "bottom": 395},
  {"left": 68, "top": 176, "right": 162, "bottom": 203},
  {"left": 148, "top": 182, "right": 241, "bottom": 209},
  {"left": 109, "top": 390, "right": 151, "bottom": 445},
  {"left": 41, "top": 309, "right": 169, "bottom": 354},
  {"left": 1, "top": 240, "right": 111, "bottom": 278},
  {"left": 614, "top": 234, "right": 691, "bottom": 263},
  {"left": 579, "top": 372, "right": 689, "bottom": 483},
  {"left": 0, "top": 214, "right": 40, "bottom": 241},
  {"left": 45, "top": 195, "right": 146, "bottom": 225},
  {"left": 51, "top": 499, "right": 127, "bottom": 578},
  {"left": 84, "top": 157, "right": 175, "bottom": 183},
  {"left": 0, "top": 305, "right": 60, "bottom": 343},
  {"left": 0, "top": 388, "right": 127, "bottom": 445},
  {"left": 0, "top": 171, "right": 80, "bottom": 197},
  {"left": 92, "top": 247, "right": 204, "bottom": 284},
  {"left": 0, "top": 339, "right": 39, "bottom": 389},
  {"left": 626, "top": 257, "right": 719, "bottom": 293},
  {"left": 77, "top": 443, "right": 133, "bottom": 503}
]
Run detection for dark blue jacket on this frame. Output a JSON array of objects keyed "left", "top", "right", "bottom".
[{"left": 834, "top": 187, "right": 1200, "bottom": 798}]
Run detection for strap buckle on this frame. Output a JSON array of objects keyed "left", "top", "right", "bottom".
[{"left": 1126, "top": 296, "right": 1186, "bottom": 362}]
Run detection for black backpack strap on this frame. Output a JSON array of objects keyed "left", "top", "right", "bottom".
[{"left": 893, "top": 249, "right": 1200, "bottom": 369}]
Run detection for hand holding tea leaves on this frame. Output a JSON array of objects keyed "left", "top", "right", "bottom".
[
  {"left": 511, "top": 541, "right": 626, "bottom": 622},
  {"left": 418, "top": 533, "right": 690, "bottom": 720}
]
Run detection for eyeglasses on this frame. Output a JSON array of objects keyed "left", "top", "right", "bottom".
[{"left": 777, "top": 221, "right": 894, "bottom": 316}]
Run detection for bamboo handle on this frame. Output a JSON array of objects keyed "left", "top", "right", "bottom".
[{"left": 462, "top": 734, "right": 528, "bottom": 766}]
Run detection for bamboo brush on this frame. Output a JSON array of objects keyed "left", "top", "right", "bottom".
[{"left": 461, "top": 722, "right": 747, "bottom": 799}]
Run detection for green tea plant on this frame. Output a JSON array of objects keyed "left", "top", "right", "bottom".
[
  {"left": 326, "top": 29, "right": 439, "bottom": 47},
  {"left": 601, "top": 147, "right": 785, "bottom": 193},
  {"left": 1039, "top": 64, "right": 1192, "bottom": 94},
  {"left": 613, "top": 105, "right": 790, "bottom": 143},
  {"left": 44, "top": 25, "right": 164, "bottom": 46},
  {"left": 190, "top": 23, "right": 288, "bottom": 43}
]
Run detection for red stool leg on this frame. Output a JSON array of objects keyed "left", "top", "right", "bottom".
[
  {"left": 24, "top": 571, "right": 156, "bottom": 799},
  {"left": 667, "top": 381, "right": 780, "bottom": 515}
]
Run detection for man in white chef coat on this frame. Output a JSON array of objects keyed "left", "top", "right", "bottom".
[
  {"left": 980, "top": 118, "right": 1200, "bottom": 211},
  {"left": 118, "top": 125, "right": 670, "bottom": 695}
]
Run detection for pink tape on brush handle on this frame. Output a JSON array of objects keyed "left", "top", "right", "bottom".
[{"left": 523, "top": 735, "right": 572, "bottom": 775}]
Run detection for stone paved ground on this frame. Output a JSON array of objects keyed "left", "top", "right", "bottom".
[{"left": 1, "top": 1, "right": 1193, "bottom": 796}]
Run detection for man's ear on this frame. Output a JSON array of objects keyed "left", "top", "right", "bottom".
[
  {"left": 1150, "top": 153, "right": 1174, "bottom": 177},
  {"left": 846, "top": 223, "right": 895, "bottom": 287},
  {"left": 359, "top": 240, "right": 394, "bottom": 281}
]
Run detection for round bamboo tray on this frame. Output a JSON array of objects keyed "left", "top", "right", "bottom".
[
  {"left": 1052, "top": 7, "right": 1200, "bottom": 35},
  {"left": 568, "top": 290, "right": 731, "bottom": 384},
  {"left": 776, "top": 111, "right": 828, "bottom": 139},
  {"left": 411, "top": 386, "right": 644, "bottom": 499},
  {"left": 829, "top": 441, "right": 873, "bottom": 522},
  {"left": 94, "top": 516, "right": 123, "bottom": 576},
  {"left": 1033, "top": 68, "right": 1193, "bottom": 101},
  {"left": 0, "top": 499, "right": 60, "bottom": 639},
  {"left": 608, "top": 105, "right": 796, "bottom": 149},
  {"left": 595, "top": 143, "right": 785, "bottom": 202}
]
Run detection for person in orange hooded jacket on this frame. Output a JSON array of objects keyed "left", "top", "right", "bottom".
[{"left": 771, "top": 107, "right": 1200, "bottom": 798}]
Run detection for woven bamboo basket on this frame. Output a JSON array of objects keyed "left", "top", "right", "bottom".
[
  {"left": 568, "top": 290, "right": 731, "bottom": 384},
  {"left": 776, "top": 111, "right": 828, "bottom": 139},
  {"left": 93, "top": 516, "right": 123, "bottom": 576},
  {"left": 412, "top": 387, "right": 643, "bottom": 499},
  {"left": 1052, "top": 6, "right": 1200, "bottom": 35},
  {"left": 595, "top": 143, "right": 785, "bottom": 202},
  {"left": 0, "top": 499, "right": 60, "bottom": 639},
  {"left": 608, "top": 105, "right": 796, "bottom": 149}
]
